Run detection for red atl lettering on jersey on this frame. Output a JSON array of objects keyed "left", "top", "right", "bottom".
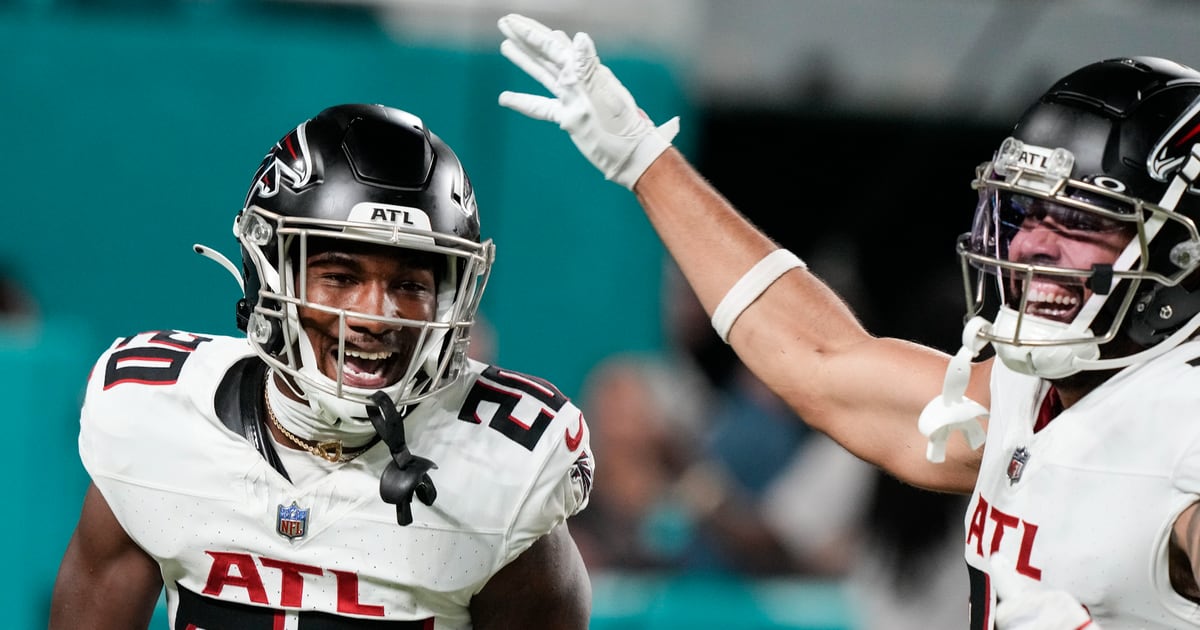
[
  {"left": 965, "top": 495, "right": 1043, "bottom": 579},
  {"left": 203, "top": 552, "right": 268, "bottom": 604},
  {"left": 203, "top": 551, "right": 386, "bottom": 616},
  {"left": 330, "top": 569, "right": 386, "bottom": 616},
  {"left": 259, "top": 557, "right": 323, "bottom": 607}
]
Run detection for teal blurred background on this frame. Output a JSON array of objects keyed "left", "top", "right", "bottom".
[{"left": 0, "top": 1, "right": 681, "bottom": 387}]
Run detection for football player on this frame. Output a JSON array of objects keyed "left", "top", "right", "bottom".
[
  {"left": 49, "top": 104, "right": 594, "bottom": 629},
  {"left": 497, "top": 13, "right": 1200, "bottom": 629}
]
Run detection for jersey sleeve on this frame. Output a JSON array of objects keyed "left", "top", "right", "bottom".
[
  {"left": 500, "top": 402, "right": 594, "bottom": 568},
  {"left": 78, "top": 331, "right": 247, "bottom": 495},
  {"left": 1171, "top": 430, "right": 1200, "bottom": 496}
]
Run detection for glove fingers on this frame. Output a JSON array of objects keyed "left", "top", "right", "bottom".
[
  {"left": 498, "top": 91, "right": 563, "bottom": 125},
  {"left": 572, "top": 30, "right": 597, "bottom": 58},
  {"left": 569, "top": 31, "right": 603, "bottom": 82},
  {"left": 498, "top": 14, "right": 573, "bottom": 67},
  {"left": 500, "top": 39, "right": 562, "bottom": 95},
  {"left": 497, "top": 13, "right": 553, "bottom": 44},
  {"left": 498, "top": 22, "right": 566, "bottom": 73}
]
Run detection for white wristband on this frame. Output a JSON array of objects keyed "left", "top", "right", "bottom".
[{"left": 711, "top": 249, "right": 806, "bottom": 343}]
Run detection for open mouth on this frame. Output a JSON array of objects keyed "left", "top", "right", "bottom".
[
  {"left": 1020, "top": 280, "right": 1082, "bottom": 322},
  {"left": 336, "top": 348, "right": 402, "bottom": 389}
]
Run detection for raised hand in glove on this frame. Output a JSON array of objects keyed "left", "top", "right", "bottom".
[
  {"left": 497, "top": 13, "right": 679, "bottom": 190},
  {"left": 992, "top": 554, "right": 1099, "bottom": 630}
]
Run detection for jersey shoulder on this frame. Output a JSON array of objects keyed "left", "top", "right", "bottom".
[
  {"left": 86, "top": 330, "right": 252, "bottom": 396},
  {"left": 1099, "top": 340, "right": 1200, "bottom": 415},
  {"left": 409, "top": 360, "right": 594, "bottom": 555},
  {"left": 452, "top": 360, "right": 588, "bottom": 455},
  {"left": 80, "top": 330, "right": 254, "bottom": 478}
]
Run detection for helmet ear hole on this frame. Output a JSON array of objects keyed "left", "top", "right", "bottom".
[
  {"left": 240, "top": 299, "right": 286, "bottom": 355},
  {"left": 236, "top": 298, "right": 252, "bottom": 333},
  {"left": 259, "top": 312, "right": 284, "bottom": 352},
  {"left": 260, "top": 318, "right": 285, "bottom": 356},
  {"left": 1126, "top": 284, "right": 1200, "bottom": 346}
]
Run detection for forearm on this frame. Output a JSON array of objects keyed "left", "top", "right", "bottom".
[
  {"left": 634, "top": 149, "right": 783, "bottom": 310},
  {"left": 637, "top": 148, "right": 869, "bottom": 337},
  {"left": 634, "top": 149, "right": 873, "bottom": 393}
]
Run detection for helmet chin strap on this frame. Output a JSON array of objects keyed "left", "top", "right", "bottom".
[
  {"left": 266, "top": 372, "right": 377, "bottom": 447},
  {"left": 990, "top": 307, "right": 1099, "bottom": 379},
  {"left": 918, "top": 317, "right": 990, "bottom": 463},
  {"left": 291, "top": 321, "right": 412, "bottom": 430},
  {"left": 193, "top": 244, "right": 244, "bottom": 292},
  {"left": 1073, "top": 312, "right": 1200, "bottom": 371}
]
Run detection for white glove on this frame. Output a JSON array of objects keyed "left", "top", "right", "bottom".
[
  {"left": 992, "top": 554, "right": 1099, "bottom": 630},
  {"left": 497, "top": 13, "right": 680, "bottom": 190}
]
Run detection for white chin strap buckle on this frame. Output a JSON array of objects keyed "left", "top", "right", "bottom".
[
  {"left": 990, "top": 306, "right": 1097, "bottom": 379},
  {"left": 918, "top": 317, "right": 990, "bottom": 463}
]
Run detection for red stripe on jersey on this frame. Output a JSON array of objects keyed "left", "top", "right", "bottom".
[
  {"left": 1034, "top": 386, "right": 1062, "bottom": 433},
  {"left": 103, "top": 378, "right": 178, "bottom": 391}
]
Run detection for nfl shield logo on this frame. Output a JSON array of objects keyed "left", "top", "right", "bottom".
[
  {"left": 277, "top": 502, "right": 309, "bottom": 540},
  {"left": 1007, "top": 447, "right": 1030, "bottom": 485}
]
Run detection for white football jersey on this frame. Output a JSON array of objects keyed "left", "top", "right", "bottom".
[
  {"left": 966, "top": 340, "right": 1200, "bottom": 629},
  {"left": 79, "top": 331, "right": 594, "bottom": 629}
]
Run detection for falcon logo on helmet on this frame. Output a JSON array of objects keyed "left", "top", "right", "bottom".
[
  {"left": 1149, "top": 96, "right": 1200, "bottom": 190},
  {"left": 246, "top": 123, "right": 316, "bottom": 202}
]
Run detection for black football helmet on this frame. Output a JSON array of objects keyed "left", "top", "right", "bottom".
[
  {"left": 961, "top": 57, "right": 1200, "bottom": 378},
  {"left": 234, "top": 104, "right": 494, "bottom": 423}
]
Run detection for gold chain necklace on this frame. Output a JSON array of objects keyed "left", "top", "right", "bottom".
[{"left": 263, "top": 382, "right": 368, "bottom": 464}]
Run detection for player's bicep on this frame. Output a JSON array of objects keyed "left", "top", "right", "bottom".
[
  {"left": 50, "top": 483, "right": 162, "bottom": 630},
  {"left": 775, "top": 336, "right": 989, "bottom": 494},
  {"left": 469, "top": 523, "right": 590, "bottom": 630}
]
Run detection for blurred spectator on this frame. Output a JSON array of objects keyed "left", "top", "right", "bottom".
[
  {"left": 0, "top": 263, "right": 38, "bottom": 326},
  {"left": 574, "top": 261, "right": 812, "bottom": 574},
  {"left": 574, "top": 353, "right": 707, "bottom": 568},
  {"left": 760, "top": 437, "right": 969, "bottom": 630},
  {"left": 679, "top": 363, "right": 812, "bottom": 575},
  {"left": 577, "top": 354, "right": 823, "bottom": 576},
  {"left": 572, "top": 261, "right": 718, "bottom": 569}
]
